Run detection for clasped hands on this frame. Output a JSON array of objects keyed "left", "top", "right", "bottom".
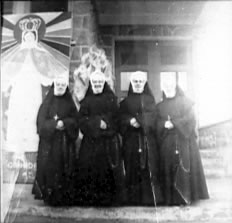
[
  {"left": 164, "top": 115, "right": 174, "bottom": 130},
  {"left": 130, "top": 117, "right": 140, "bottom": 128},
  {"left": 100, "top": 120, "right": 107, "bottom": 129},
  {"left": 56, "top": 120, "right": 65, "bottom": 130}
]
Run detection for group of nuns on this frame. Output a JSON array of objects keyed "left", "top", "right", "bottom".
[{"left": 32, "top": 70, "right": 209, "bottom": 207}]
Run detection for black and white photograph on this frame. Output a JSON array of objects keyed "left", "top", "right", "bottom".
[{"left": 1, "top": 0, "right": 232, "bottom": 223}]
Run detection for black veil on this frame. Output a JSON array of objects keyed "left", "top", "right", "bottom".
[
  {"left": 85, "top": 81, "right": 115, "bottom": 97},
  {"left": 162, "top": 85, "right": 185, "bottom": 100},
  {"left": 128, "top": 82, "right": 155, "bottom": 102}
]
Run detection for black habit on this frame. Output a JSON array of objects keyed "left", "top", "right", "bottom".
[
  {"left": 118, "top": 83, "right": 163, "bottom": 206},
  {"left": 32, "top": 84, "right": 79, "bottom": 206},
  {"left": 74, "top": 82, "right": 123, "bottom": 206},
  {"left": 156, "top": 87, "right": 209, "bottom": 205}
]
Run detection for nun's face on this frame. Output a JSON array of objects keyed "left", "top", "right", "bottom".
[
  {"left": 54, "top": 78, "right": 68, "bottom": 96},
  {"left": 163, "top": 78, "right": 176, "bottom": 98},
  {"left": 131, "top": 77, "right": 146, "bottom": 93},
  {"left": 90, "top": 75, "right": 105, "bottom": 94}
]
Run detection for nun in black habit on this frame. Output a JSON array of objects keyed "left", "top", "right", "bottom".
[
  {"left": 32, "top": 75, "right": 79, "bottom": 206},
  {"left": 74, "top": 71, "right": 123, "bottom": 206},
  {"left": 156, "top": 74, "right": 209, "bottom": 205},
  {"left": 118, "top": 71, "right": 163, "bottom": 206}
]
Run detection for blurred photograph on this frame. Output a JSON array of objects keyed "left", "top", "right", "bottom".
[{"left": 1, "top": 1, "right": 232, "bottom": 223}]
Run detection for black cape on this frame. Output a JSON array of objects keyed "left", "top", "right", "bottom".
[
  {"left": 74, "top": 82, "right": 124, "bottom": 206},
  {"left": 156, "top": 87, "right": 209, "bottom": 205},
  {"left": 32, "top": 84, "right": 79, "bottom": 206},
  {"left": 118, "top": 83, "right": 163, "bottom": 205}
]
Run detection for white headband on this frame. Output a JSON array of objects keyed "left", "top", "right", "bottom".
[
  {"left": 90, "top": 70, "right": 106, "bottom": 82},
  {"left": 54, "top": 72, "right": 69, "bottom": 85},
  {"left": 130, "top": 71, "right": 147, "bottom": 82}
]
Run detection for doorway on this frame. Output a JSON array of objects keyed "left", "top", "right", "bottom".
[{"left": 115, "top": 40, "right": 192, "bottom": 102}]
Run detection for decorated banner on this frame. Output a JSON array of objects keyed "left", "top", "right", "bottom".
[{"left": 1, "top": 12, "right": 72, "bottom": 183}]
